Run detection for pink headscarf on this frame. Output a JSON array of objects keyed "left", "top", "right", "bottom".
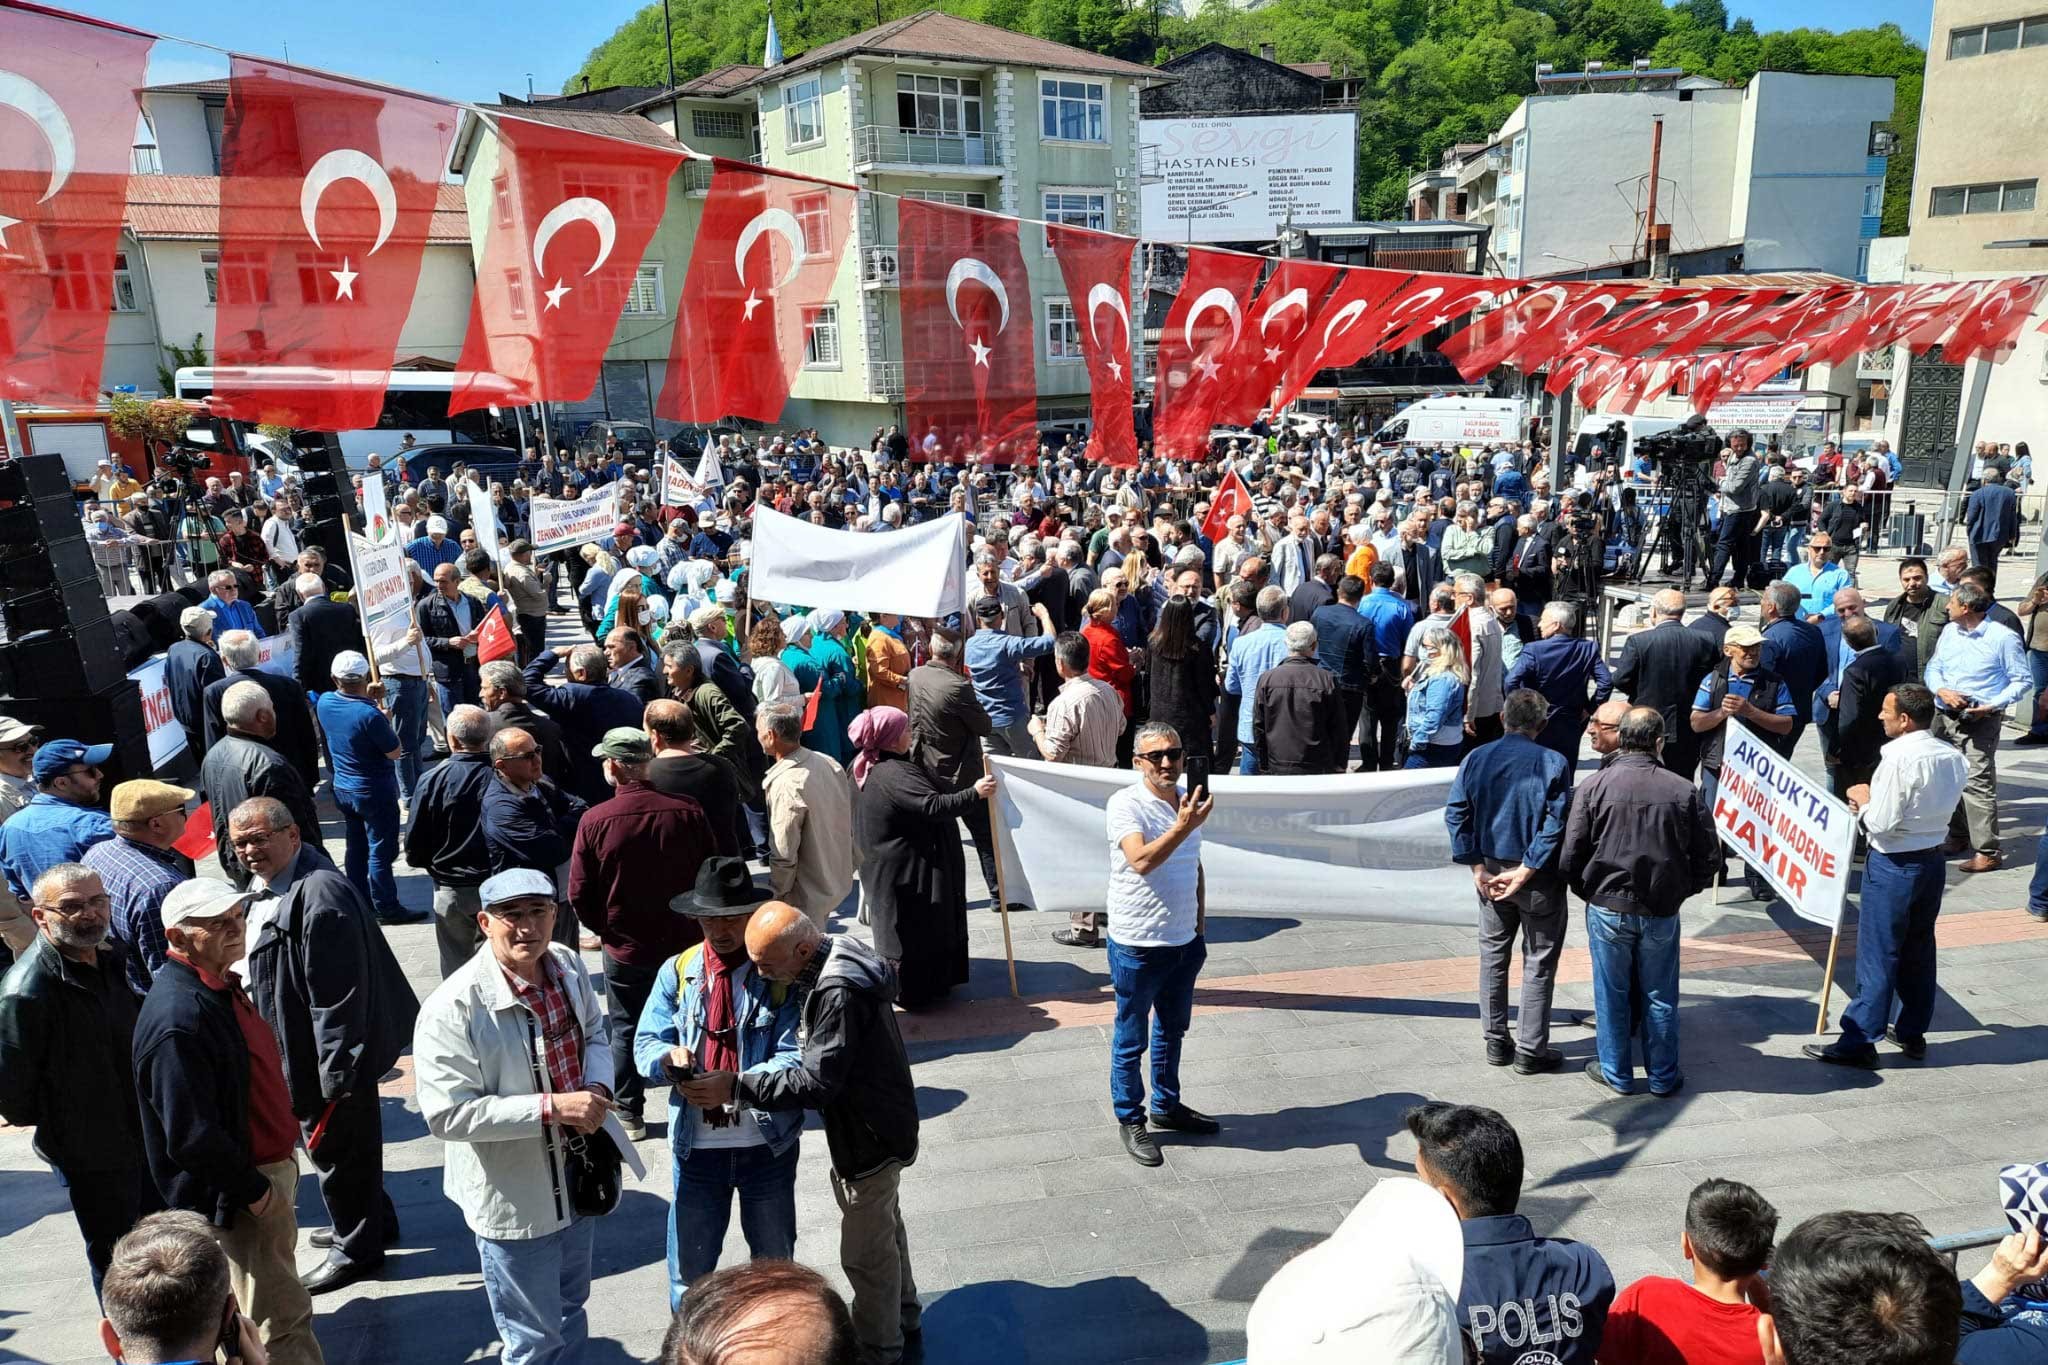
[{"left": 848, "top": 705, "right": 911, "bottom": 788}]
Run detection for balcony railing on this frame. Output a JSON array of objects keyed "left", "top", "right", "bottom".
[
  {"left": 867, "top": 359, "right": 904, "bottom": 398},
  {"left": 862, "top": 244, "right": 901, "bottom": 288},
  {"left": 853, "top": 125, "right": 1000, "bottom": 170},
  {"left": 681, "top": 160, "right": 715, "bottom": 194}
]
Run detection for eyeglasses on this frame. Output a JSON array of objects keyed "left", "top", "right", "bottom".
[
  {"left": 230, "top": 827, "right": 283, "bottom": 849},
  {"left": 39, "top": 893, "right": 110, "bottom": 916},
  {"left": 1135, "top": 747, "right": 1184, "bottom": 766}
]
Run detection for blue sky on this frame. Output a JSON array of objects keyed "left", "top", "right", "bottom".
[{"left": 77, "top": 0, "right": 1931, "bottom": 106}]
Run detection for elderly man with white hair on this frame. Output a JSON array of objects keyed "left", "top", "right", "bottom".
[
  {"left": 317, "top": 652, "right": 421, "bottom": 924},
  {"left": 1253, "top": 620, "right": 1347, "bottom": 774},
  {"left": 164, "top": 605, "right": 224, "bottom": 760},
  {"left": 201, "top": 680, "right": 323, "bottom": 888},
  {"left": 202, "top": 628, "right": 320, "bottom": 779}
]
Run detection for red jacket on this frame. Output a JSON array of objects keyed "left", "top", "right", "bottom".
[
  {"left": 1082, "top": 619, "right": 1135, "bottom": 717},
  {"left": 567, "top": 780, "right": 716, "bottom": 966}
]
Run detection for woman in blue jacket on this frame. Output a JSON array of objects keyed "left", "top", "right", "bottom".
[
  {"left": 803, "top": 609, "right": 866, "bottom": 765},
  {"left": 1405, "top": 622, "right": 1469, "bottom": 768}
]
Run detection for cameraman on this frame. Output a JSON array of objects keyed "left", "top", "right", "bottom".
[
  {"left": 99, "top": 1210, "right": 268, "bottom": 1364},
  {"left": 1708, "top": 429, "right": 1762, "bottom": 590},
  {"left": 1552, "top": 496, "right": 1604, "bottom": 632}
]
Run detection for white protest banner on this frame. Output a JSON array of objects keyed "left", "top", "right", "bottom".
[
  {"left": 360, "top": 473, "right": 392, "bottom": 544},
  {"left": 128, "top": 656, "right": 185, "bottom": 769},
  {"left": 254, "top": 632, "right": 295, "bottom": 680},
  {"left": 661, "top": 453, "right": 696, "bottom": 509},
  {"left": 467, "top": 479, "right": 500, "bottom": 561},
  {"left": 989, "top": 758, "right": 1475, "bottom": 922},
  {"left": 349, "top": 533, "right": 414, "bottom": 641},
  {"left": 694, "top": 446, "right": 725, "bottom": 489},
  {"left": 1708, "top": 720, "right": 1854, "bottom": 929},
  {"left": 531, "top": 482, "right": 619, "bottom": 555},
  {"left": 748, "top": 505, "right": 968, "bottom": 618}
]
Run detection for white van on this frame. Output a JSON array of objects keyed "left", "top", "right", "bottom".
[
  {"left": 1572, "top": 413, "right": 1685, "bottom": 464},
  {"left": 1374, "top": 397, "right": 1526, "bottom": 448}
]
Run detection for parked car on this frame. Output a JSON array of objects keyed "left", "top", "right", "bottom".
[{"left": 573, "top": 419, "right": 659, "bottom": 460}]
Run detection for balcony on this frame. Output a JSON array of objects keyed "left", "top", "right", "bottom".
[
  {"left": 861, "top": 244, "right": 901, "bottom": 288},
  {"left": 867, "top": 358, "right": 904, "bottom": 398},
  {"left": 853, "top": 125, "right": 1000, "bottom": 174}
]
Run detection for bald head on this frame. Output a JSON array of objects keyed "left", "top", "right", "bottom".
[
  {"left": 1588, "top": 698, "right": 1631, "bottom": 756},
  {"left": 744, "top": 901, "right": 822, "bottom": 984},
  {"left": 1833, "top": 587, "right": 1867, "bottom": 619},
  {"left": 1653, "top": 590, "right": 1686, "bottom": 621}
]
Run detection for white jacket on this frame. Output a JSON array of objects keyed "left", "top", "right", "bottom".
[{"left": 413, "top": 943, "right": 610, "bottom": 1241}]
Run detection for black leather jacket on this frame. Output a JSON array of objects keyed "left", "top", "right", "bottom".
[{"left": 0, "top": 936, "right": 145, "bottom": 1173}]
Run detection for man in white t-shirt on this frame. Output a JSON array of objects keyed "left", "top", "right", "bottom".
[{"left": 1106, "top": 722, "right": 1218, "bottom": 1167}]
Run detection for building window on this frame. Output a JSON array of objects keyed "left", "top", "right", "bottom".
[
  {"left": 47, "top": 252, "right": 106, "bottom": 312},
  {"left": 895, "top": 74, "right": 982, "bottom": 140},
  {"left": 203, "top": 249, "right": 269, "bottom": 307},
  {"left": 504, "top": 269, "right": 528, "bottom": 321},
  {"left": 803, "top": 303, "right": 840, "bottom": 368},
  {"left": 1861, "top": 183, "right": 1883, "bottom": 216},
  {"left": 1949, "top": 14, "right": 2048, "bottom": 56},
  {"left": 624, "top": 263, "right": 664, "bottom": 316},
  {"left": 784, "top": 77, "right": 823, "bottom": 148},
  {"left": 111, "top": 251, "right": 138, "bottom": 312},
  {"left": 1855, "top": 243, "right": 1871, "bottom": 279},
  {"left": 1930, "top": 179, "right": 2039, "bottom": 215},
  {"left": 902, "top": 189, "right": 987, "bottom": 208},
  {"left": 692, "top": 108, "right": 745, "bottom": 141},
  {"left": 1045, "top": 298, "right": 1082, "bottom": 362},
  {"left": 201, "top": 249, "right": 218, "bottom": 306},
  {"left": 793, "top": 191, "right": 833, "bottom": 256},
  {"left": 1040, "top": 79, "right": 1106, "bottom": 142},
  {"left": 1042, "top": 189, "right": 1107, "bottom": 249},
  {"left": 201, "top": 99, "right": 225, "bottom": 174},
  {"left": 494, "top": 176, "right": 514, "bottom": 228}
]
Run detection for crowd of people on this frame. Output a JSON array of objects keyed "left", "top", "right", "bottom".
[{"left": 3, "top": 417, "right": 2045, "bottom": 1365}]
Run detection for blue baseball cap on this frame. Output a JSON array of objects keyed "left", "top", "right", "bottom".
[{"left": 32, "top": 739, "right": 113, "bottom": 784}]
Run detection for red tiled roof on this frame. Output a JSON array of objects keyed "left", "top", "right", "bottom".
[
  {"left": 123, "top": 176, "right": 471, "bottom": 242},
  {"left": 747, "top": 10, "right": 1169, "bottom": 85},
  {"left": 143, "top": 78, "right": 232, "bottom": 96},
  {"left": 472, "top": 105, "right": 684, "bottom": 150},
  {"left": 1286, "top": 61, "right": 1333, "bottom": 78}
]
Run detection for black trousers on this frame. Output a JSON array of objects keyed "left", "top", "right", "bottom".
[
  {"left": 1363, "top": 675, "right": 1406, "bottom": 770},
  {"left": 604, "top": 955, "right": 663, "bottom": 1120},
  {"left": 960, "top": 797, "right": 1002, "bottom": 903},
  {"left": 1709, "top": 514, "right": 1756, "bottom": 589},
  {"left": 64, "top": 1162, "right": 164, "bottom": 1300},
  {"left": 303, "top": 1087, "right": 396, "bottom": 1267},
  {"left": 1338, "top": 689, "right": 1366, "bottom": 766},
  {"left": 1215, "top": 692, "right": 1242, "bottom": 771},
  {"left": 517, "top": 613, "right": 548, "bottom": 665}
]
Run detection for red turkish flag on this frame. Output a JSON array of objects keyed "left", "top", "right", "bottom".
[
  {"left": 1212, "top": 259, "right": 1343, "bottom": 428},
  {"left": 1794, "top": 285, "right": 1903, "bottom": 368},
  {"left": 476, "top": 600, "right": 518, "bottom": 664},
  {"left": 1440, "top": 282, "right": 1636, "bottom": 381},
  {"left": 659, "top": 159, "right": 852, "bottom": 424},
  {"left": 1545, "top": 349, "right": 1597, "bottom": 397},
  {"left": 1153, "top": 248, "right": 1264, "bottom": 461},
  {"left": 801, "top": 673, "right": 823, "bottom": 732},
  {"left": 451, "top": 116, "right": 683, "bottom": 415},
  {"left": 1940, "top": 276, "right": 2048, "bottom": 365},
  {"left": 1046, "top": 223, "right": 1138, "bottom": 468},
  {"left": 0, "top": 6, "right": 151, "bottom": 404},
  {"left": 1880, "top": 280, "right": 1986, "bottom": 355},
  {"left": 1200, "top": 467, "right": 1255, "bottom": 544},
  {"left": 1574, "top": 353, "right": 1630, "bottom": 410},
  {"left": 174, "top": 800, "right": 217, "bottom": 862},
  {"left": 898, "top": 200, "right": 1036, "bottom": 463},
  {"left": 1640, "top": 287, "right": 1787, "bottom": 356},
  {"left": 1270, "top": 267, "right": 1410, "bottom": 411},
  {"left": 209, "top": 59, "right": 457, "bottom": 430},
  {"left": 1686, "top": 352, "right": 1738, "bottom": 415},
  {"left": 1578, "top": 289, "right": 1749, "bottom": 359},
  {"left": 1365, "top": 271, "right": 1519, "bottom": 355},
  {"left": 1722, "top": 284, "right": 1865, "bottom": 353}
]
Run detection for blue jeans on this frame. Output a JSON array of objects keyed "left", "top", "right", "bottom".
[
  {"left": 1584, "top": 906, "right": 1683, "bottom": 1094},
  {"left": 2028, "top": 650, "right": 2048, "bottom": 737},
  {"left": 667, "top": 1139, "right": 800, "bottom": 1309},
  {"left": 1106, "top": 935, "right": 1206, "bottom": 1125},
  {"left": 1838, "top": 846, "right": 1945, "bottom": 1053},
  {"left": 1237, "top": 749, "right": 1259, "bottom": 775},
  {"left": 2030, "top": 831, "right": 2048, "bottom": 919},
  {"left": 476, "top": 1216, "right": 595, "bottom": 1365},
  {"left": 334, "top": 784, "right": 402, "bottom": 915},
  {"left": 386, "top": 675, "right": 430, "bottom": 799},
  {"left": 1403, "top": 742, "right": 1462, "bottom": 769}
]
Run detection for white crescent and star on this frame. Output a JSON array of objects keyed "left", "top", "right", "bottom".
[
  {"left": 1316, "top": 298, "right": 1370, "bottom": 362},
  {"left": 532, "top": 196, "right": 618, "bottom": 310},
  {"left": 300, "top": 149, "right": 398, "bottom": 300},
  {"left": 734, "top": 207, "right": 807, "bottom": 321},
  {"left": 1086, "top": 282, "right": 1130, "bottom": 383},
  {"left": 1183, "top": 286, "right": 1244, "bottom": 354},
  {"left": 946, "top": 257, "right": 1010, "bottom": 365},
  {"left": 0, "top": 67, "right": 79, "bottom": 250}
]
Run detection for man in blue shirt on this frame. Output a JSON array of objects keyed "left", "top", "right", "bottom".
[
  {"left": 1445, "top": 690, "right": 1575, "bottom": 1073},
  {"left": 200, "top": 570, "right": 264, "bottom": 640},
  {"left": 1356, "top": 562, "right": 1416, "bottom": 771},
  {"left": 404, "top": 515, "right": 461, "bottom": 578},
  {"left": 316, "top": 651, "right": 423, "bottom": 923},
  {"left": 0, "top": 739, "right": 115, "bottom": 903},
  {"left": 964, "top": 596, "right": 1056, "bottom": 758},
  {"left": 1759, "top": 580, "right": 1828, "bottom": 759},
  {"left": 1927, "top": 581, "right": 2031, "bottom": 872},
  {"left": 1783, "top": 533, "right": 1852, "bottom": 620},
  {"left": 1223, "top": 587, "right": 1293, "bottom": 774},
  {"left": 1503, "top": 602, "right": 1613, "bottom": 777}
]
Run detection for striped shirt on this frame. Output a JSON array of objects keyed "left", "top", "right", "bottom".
[{"left": 1040, "top": 675, "right": 1124, "bottom": 766}]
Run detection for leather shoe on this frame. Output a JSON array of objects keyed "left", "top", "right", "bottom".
[
  {"left": 1485, "top": 1040, "right": 1514, "bottom": 1067},
  {"left": 310, "top": 1220, "right": 400, "bottom": 1251},
  {"left": 377, "top": 905, "right": 430, "bottom": 926},
  {"left": 1885, "top": 1028, "right": 1928, "bottom": 1060},
  {"left": 1050, "top": 928, "right": 1102, "bottom": 948},
  {"left": 1959, "top": 853, "right": 2003, "bottom": 874},
  {"left": 1120, "top": 1121, "right": 1163, "bottom": 1167},
  {"left": 300, "top": 1252, "right": 378, "bottom": 1295},
  {"left": 619, "top": 1112, "right": 649, "bottom": 1141},
  {"left": 1583, "top": 1060, "right": 1631, "bottom": 1097},
  {"left": 1148, "top": 1103, "right": 1221, "bottom": 1135},
  {"left": 1513, "top": 1048, "right": 1563, "bottom": 1075},
  {"left": 1802, "top": 1042, "right": 1877, "bottom": 1069}
]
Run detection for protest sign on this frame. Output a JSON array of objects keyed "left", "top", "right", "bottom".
[
  {"left": 749, "top": 505, "right": 968, "bottom": 618},
  {"left": 531, "top": 482, "right": 619, "bottom": 554},
  {"left": 360, "top": 473, "right": 392, "bottom": 544},
  {"left": 661, "top": 453, "right": 695, "bottom": 508},
  {"left": 1708, "top": 720, "right": 1854, "bottom": 930},
  {"left": 350, "top": 533, "right": 414, "bottom": 642},
  {"left": 467, "top": 480, "right": 500, "bottom": 561},
  {"left": 128, "top": 656, "right": 184, "bottom": 769}
]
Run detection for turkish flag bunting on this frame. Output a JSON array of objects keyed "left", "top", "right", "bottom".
[
  {"left": 476, "top": 599, "right": 518, "bottom": 664},
  {"left": 210, "top": 58, "right": 457, "bottom": 430},
  {"left": 1199, "top": 466, "right": 1254, "bottom": 544},
  {"left": 1544, "top": 349, "right": 1597, "bottom": 397},
  {"left": 898, "top": 200, "right": 1036, "bottom": 463},
  {"left": 1152, "top": 247, "right": 1265, "bottom": 461},
  {"left": 659, "top": 159, "right": 852, "bottom": 425},
  {"left": 1867, "top": 280, "right": 1985, "bottom": 356},
  {"left": 1720, "top": 284, "right": 1865, "bottom": 354},
  {"left": 1212, "top": 259, "right": 1343, "bottom": 428},
  {"left": 1576, "top": 288, "right": 1744, "bottom": 359},
  {"left": 451, "top": 116, "right": 683, "bottom": 415},
  {"left": 1940, "top": 275, "right": 2048, "bottom": 365},
  {"left": 1269, "top": 266, "right": 1410, "bottom": 411},
  {"left": 1644, "top": 287, "right": 1791, "bottom": 356},
  {"left": 1574, "top": 352, "right": 1630, "bottom": 410},
  {"left": 0, "top": 5, "right": 151, "bottom": 404},
  {"left": 1440, "top": 282, "right": 1636, "bottom": 381},
  {"left": 1046, "top": 223, "right": 1138, "bottom": 468},
  {"left": 1685, "top": 351, "right": 1738, "bottom": 415},
  {"left": 1365, "top": 271, "right": 1519, "bottom": 355}
]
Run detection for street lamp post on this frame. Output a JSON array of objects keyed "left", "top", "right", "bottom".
[{"left": 1541, "top": 251, "right": 1593, "bottom": 279}]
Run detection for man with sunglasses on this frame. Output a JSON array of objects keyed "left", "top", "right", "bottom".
[
  {"left": 1106, "top": 723, "right": 1218, "bottom": 1166},
  {"left": 0, "top": 739, "right": 116, "bottom": 909}
]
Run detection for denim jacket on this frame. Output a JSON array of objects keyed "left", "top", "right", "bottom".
[{"left": 634, "top": 944, "right": 803, "bottom": 1159}]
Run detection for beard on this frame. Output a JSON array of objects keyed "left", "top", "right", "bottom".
[{"left": 47, "top": 920, "right": 110, "bottom": 952}]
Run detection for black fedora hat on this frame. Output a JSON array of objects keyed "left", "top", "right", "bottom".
[{"left": 670, "top": 856, "right": 771, "bottom": 918}]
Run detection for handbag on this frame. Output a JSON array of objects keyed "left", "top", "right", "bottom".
[{"left": 562, "top": 1128, "right": 623, "bottom": 1218}]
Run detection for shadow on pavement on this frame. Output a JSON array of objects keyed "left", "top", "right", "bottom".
[{"left": 918, "top": 1275, "right": 1210, "bottom": 1365}]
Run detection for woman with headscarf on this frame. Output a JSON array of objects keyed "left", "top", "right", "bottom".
[
  {"left": 804, "top": 610, "right": 865, "bottom": 764},
  {"left": 778, "top": 611, "right": 823, "bottom": 715},
  {"left": 748, "top": 614, "right": 802, "bottom": 708},
  {"left": 849, "top": 706, "right": 995, "bottom": 1008}
]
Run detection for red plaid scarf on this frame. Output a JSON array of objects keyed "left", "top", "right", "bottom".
[
  {"left": 507, "top": 958, "right": 583, "bottom": 1117},
  {"left": 699, "top": 941, "right": 744, "bottom": 1128}
]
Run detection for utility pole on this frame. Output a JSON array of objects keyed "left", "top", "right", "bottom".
[
  {"left": 1643, "top": 114, "right": 1665, "bottom": 279},
  {"left": 661, "top": 0, "right": 680, "bottom": 137}
]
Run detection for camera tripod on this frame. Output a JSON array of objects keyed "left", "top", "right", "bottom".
[{"left": 1636, "top": 461, "right": 1715, "bottom": 591}]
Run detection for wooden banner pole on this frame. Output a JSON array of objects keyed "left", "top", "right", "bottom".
[
  {"left": 982, "top": 754, "right": 1020, "bottom": 999},
  {"left": 1814, "top": 924, "right": 1843, "bottom": 1034}
]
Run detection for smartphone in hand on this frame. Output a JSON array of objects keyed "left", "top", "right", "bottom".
[{"left": 1185, "top": 753, "right": 1211, "bottom": 803}]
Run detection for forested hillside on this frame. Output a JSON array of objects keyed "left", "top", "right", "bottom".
[{"left": 571, "top": 0, "right": 1924, "bottom": 229}]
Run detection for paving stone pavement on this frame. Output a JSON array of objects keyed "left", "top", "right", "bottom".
[{"left": 6, "top": 594, "right": 2047, "bottom": 1365}]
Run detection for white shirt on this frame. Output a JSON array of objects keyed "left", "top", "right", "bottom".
[
  {"left": 1860, "top": 727, "right": 1968, "bottom": 854},
  {"left": 1105, "top": 783, "right": 1200, "bottom": 948}
]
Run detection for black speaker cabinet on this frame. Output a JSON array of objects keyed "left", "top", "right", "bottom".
[
  {"left": 0, "top": 616, "right": 129, "bottom": 696},
  {"left": 0, "top": 679, "right": 149, "bottom": 773},
  {"left": 0, "top": 534, "right": 96, "bottom": 594}
]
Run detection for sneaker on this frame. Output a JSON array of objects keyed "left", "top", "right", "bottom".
[
  {"left": 1119, "top": 1121, "right": 1163, "bottom": 1167},
  {"left": 619, "top": 1112, "right": 649, "bottom": 1142},
  {"left": 1147, "top": 1103, "right": 1221, "bottom": 1135},
  {"left": 1513, "top": 1048, "right": 1563, "bottom": 1075}
]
